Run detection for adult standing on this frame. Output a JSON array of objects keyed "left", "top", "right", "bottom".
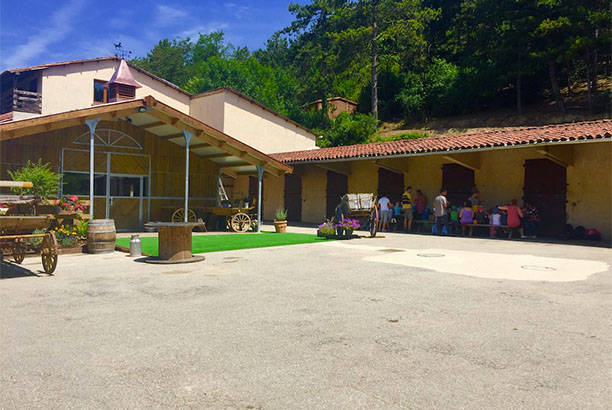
[
  {"left": 414, "top": 189, "right": 428, "bottom": 219},
  {"left": 433, "top": 188, "right": 450, "bottom": 236},
  {"left": 467, "top": 189, "right": 481, "bottom": 207},
  {"left": 402, "top": 186, "right": 413, "bottom": 232},
  {"left": 378, "top": 194, "right": 392, "bottom": 232}
]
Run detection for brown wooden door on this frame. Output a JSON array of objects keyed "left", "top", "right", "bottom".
[
  {"left": 326, "top": 171, "right": 348, "bottom": 219},
  {"left": 378, "top": 168, "right": 404, "bottom": 204},
  {"left": 523, "top": 159, "right": 566, "bottom": 236},
  {"left": 284, "top": 174, "right": 302, "bottom": 222},
  {"left": 442, "top": 163, "right": 474, "bottom": 207}
]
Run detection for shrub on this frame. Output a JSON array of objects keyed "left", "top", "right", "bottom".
[
  {"left": 374, "top": 132, "right": 429, "bottom": 142},
  {"left": 27, "top": 228, "right": 47, "bottom": 248},
  {"left": 8, "top": 159, "right": 62, "bottom": 199},
  {"left": 75, "top": 221, "right": 88, "bottom": 239},
  {"left": 318, "top": 112, "right": 378, "bottom": 147}
]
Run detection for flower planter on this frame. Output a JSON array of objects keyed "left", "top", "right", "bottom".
[{"left": 274, "top": 220, "right": 287, "bottom": 233}]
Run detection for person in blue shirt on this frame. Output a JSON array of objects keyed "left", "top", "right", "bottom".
[{"left": 392, "top": 201, "right": 402, "bottom": 231}]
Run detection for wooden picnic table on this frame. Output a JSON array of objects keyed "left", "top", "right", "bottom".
[{"left": 143, "top": 222, "right": 205, "bottom": 264}]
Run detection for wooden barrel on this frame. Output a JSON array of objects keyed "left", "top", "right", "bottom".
[{"left": 87, "top": 219, "right": 116, "bottom": 254}]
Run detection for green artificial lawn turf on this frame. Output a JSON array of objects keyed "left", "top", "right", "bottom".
[{"left": 116, "top": 232, "right": 327, "bottom": 256}]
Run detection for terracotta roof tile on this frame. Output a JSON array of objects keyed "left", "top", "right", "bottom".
[{"left": 271, "top": 120, "right": 612, "bottom": 163}]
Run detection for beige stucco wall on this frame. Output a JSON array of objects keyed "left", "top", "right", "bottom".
[
  {"left": 40, "top": 60, "right": 191, "bottom": 115},
  {"left": 566, "top": 142, "right": 611, "bottom": 236},
  {"left": 271, "top": 141, "right": 612, "bottom": 239},
  {"left": 189, "top": 92, "right": 226, "bottom": 131},
  {"left": 263, "top": 174, "right": 284, "bottom": 220},
  {"left": 221, "top": 91, "right": 317, "bottom": 154}
]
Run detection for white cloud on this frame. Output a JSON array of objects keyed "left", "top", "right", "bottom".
[
  {"left": 3, "top": 0, "right": 86, "bottom": 69},
  {"left": 178, "top": 22, "right": 230, "bottom": 40},
  {"left": 155, "top": 4, "right": 188, "bottom": 27},
  {"left": 224, "top": 2, "right": 250, "bottom": 19}
]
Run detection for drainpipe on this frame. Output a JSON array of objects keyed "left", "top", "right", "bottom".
[
  {"left": 85, "top": 117, "right": 101, "bottom": 219},
  {"left": 182, "top": 129, "right": 193, "bottom": 222},
  {"left": 256, "top": 165, "right": 265, "bottom": 233}
]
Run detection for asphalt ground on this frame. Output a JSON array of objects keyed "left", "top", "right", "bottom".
[{"left": 1, "top": 232, "right": 611, "bottom": 409}]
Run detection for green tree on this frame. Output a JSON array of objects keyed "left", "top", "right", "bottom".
[{"left": 8, "top": 159, "right": 62, "bottom": 199}]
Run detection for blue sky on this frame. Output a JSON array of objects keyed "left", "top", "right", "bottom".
[{"left": 0, "top": 1, "right": 303, "bottom": 71}]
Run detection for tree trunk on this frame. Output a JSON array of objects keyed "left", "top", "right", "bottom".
[
  {"left": 591, "top": 29, "right": 599, "bottom": 93},
  {"left": 516, "top": 72, "right": 522, "bottom": 114},
  {"left": 585, "top": 53, "right": 593, "bottom": 112},
  {"left": 370, "top": 0, "right": 379, "bottom": 121},
  {"left": 548, "top": 59, "right": 566, "bottom": 113},
  {"left": 566, "top": 61, "right": 572, "bottom": 97}
]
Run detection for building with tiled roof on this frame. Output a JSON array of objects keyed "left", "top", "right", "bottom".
[{"left": 265, "top": 120, "right": 611, "bottom": 241}]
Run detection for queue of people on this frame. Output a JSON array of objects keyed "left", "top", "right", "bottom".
[{"left": 375, "top": 186, "right": 540, "bottom": 239}]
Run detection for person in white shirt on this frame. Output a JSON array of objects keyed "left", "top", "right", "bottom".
[
  {"left": 432, "top": 188, "right": 450, "bottom": 236},
  {"left": 378, "top": 194, "right": 392, "bottom": 232}
]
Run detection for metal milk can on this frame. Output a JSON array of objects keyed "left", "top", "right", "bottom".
[{"left": 129, "top": 234, "right": 142, "bottom": 257}]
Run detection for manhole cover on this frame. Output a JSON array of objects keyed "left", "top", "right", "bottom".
[
  {"left": 379, "top": 249, "right": 404, "bottom": 253},
  {"left": 521, "top": 265, "right": 556, "bottom": 271},
  {"left": 417, "top": 253, "right": 445, "bottom": 258}
]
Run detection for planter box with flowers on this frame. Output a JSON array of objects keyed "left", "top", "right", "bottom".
[{"left": 318, "top": 218, "right": 361, "bottom": 239}]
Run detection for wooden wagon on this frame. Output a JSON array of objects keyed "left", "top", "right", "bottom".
[
  {"left": 0, "top": 215, "right": 58, "bottom": 274},
  {"left": 0, "top": 181, "right": 58, "bottom": 273},
  {"left": 168, "top": 205, "right": 256, "bottom": 233},
  {"left": 346, "top": 193, "right": 378, "bottom": 237}
]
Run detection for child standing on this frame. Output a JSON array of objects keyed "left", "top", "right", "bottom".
[
  {"left": 489, "top": 206, "right": 501, "bottom": 238},
  {"left": 522, "top": 201, "right": 539, "bottom": 238},
  {"left": 459, "top": 201, "right": 474, "bottom": 236},
  {"left": 392, "top": 201, "right": 402, "bottom": 231},
  {"left": 450, "top": 206, "right": 460, "bottom": 235}
]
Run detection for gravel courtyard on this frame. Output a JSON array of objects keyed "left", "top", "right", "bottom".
[{"left": 1, "top": 233, "right": 611, "bottom": 410}]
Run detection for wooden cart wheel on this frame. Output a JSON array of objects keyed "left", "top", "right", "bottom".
[
  {"left": 231, "top": 213, "right": 251, "bottom": 233},
  {"left": 41, "top": 232, "right": 58, "bottom": 274},
  {"left": 171, "top": 208, "right": 197, "bottom": 223},
  {"left": 12, "top": 241, "right": 26, "bottom": 264}
]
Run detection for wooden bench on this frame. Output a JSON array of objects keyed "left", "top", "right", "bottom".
[{"left": 463, "top": 223, "right": 520, "bottom": 238}]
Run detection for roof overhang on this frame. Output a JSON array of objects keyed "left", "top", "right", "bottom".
[{"left": 0, "top": 97, "right": 292, "bottom": 177}]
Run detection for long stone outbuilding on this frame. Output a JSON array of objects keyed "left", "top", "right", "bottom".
[{"left": 268, "top": 120, "right": 612, "bottom": 241}]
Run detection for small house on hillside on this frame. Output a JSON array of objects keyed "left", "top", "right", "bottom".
[{"left": 303, "top": 97, "right": 358, "bottom": 119}]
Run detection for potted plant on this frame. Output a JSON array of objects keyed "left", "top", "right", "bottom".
[
  {"left": 341, "top": 218, "right": 361, "bottom": 238},
  {"left": 318, "top": 221, "right": 336, "bottom": 239},
  {"left": 274, "top": 207, "right": 288, "bottom": 233},
  {"left": 55, "top": 195, "right": 87, "bottom": 214}
]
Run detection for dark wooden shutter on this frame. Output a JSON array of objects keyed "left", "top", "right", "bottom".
[
  {"left": 442, "top": 163, "right": 475, "bottom": 207},
  {"left": 378, "top": 168, "right": 404, "bottom": 204},
  {"left": 326, "top": 171, "right": 348, "bottom": 219},
  {"left": 284, "top": 174, "right": 302, "bottom": 222},
  {"left": 523, "top": 159, "right": 566, "bottom": 236}
]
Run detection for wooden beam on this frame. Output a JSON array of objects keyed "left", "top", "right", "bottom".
[
  {"left": 158, "top": 133, "right": 184, "bottom": 141},
  {"left": 374, "top": 159, "right": 409, "bottom": 174},
  {"left": 316, "top": 162, "right": 351, "bottom": 176},
  {"left": 220, "top": 168, "right": 238, "bottom": 179},
  {"left": 143, "top": 121, "right": 165, "bottom": 129},
  {"left": 199, "top": 152, "right": 231, "bottom": 159},
  {"left": 442, "top": 152, "right": 480, "bottom": 171},
  {"left": 536, "top": 146, "right": 573, "bottom": 167},
  {"left": 189, "top": 143, "right": 211, "bottom": 149},
  {"left": 219, "top": 160, "right": 251, "bottom": 167}
]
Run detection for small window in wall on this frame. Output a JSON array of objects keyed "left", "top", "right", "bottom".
[
  {"left": 63, "top": 172, "right": 106, "bottom": 196},
  {"left": 93, "top": 80, "right": 107, "bottom": 104}
]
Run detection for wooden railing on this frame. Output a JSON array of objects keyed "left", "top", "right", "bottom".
[{"left": 0, "top": 89, "right": 42, "bottom": 114}]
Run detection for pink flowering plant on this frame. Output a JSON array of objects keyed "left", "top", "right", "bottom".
[
  {"left": 55, "top": 195, "right": 87, "bottom": 213},
  {"left": 341, "top": 218, "right": 361, "bottom": 230}
]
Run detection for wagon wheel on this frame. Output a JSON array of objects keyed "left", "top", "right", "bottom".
[
  {"left": 41, "top": 232, "right": 58, "bottom": 274},
  {"left": 171, "top": 208, "right": 197, "bottom": 223},
  {"left": 230, "top": 213, "right": 251, "bottom": 233},
  {"left": 12, "top": 241, "right": 27, "bottom": 264}
]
